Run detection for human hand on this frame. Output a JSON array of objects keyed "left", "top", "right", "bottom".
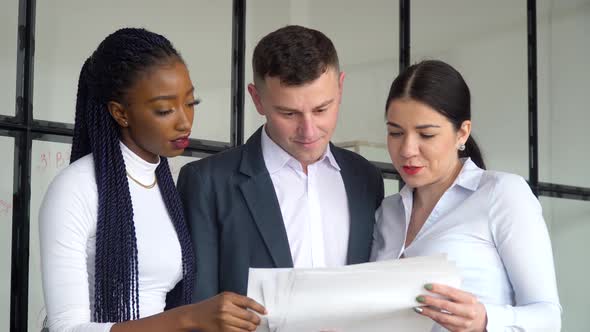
[
  {"left": 414, "top": 283, "right": 487, "bottom": 332},
  {"left": 191, "top": 291, "right": 267, "bottom": 332}
]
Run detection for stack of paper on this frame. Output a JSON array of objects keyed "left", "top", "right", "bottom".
[{"left": 247, "top": 255, "right": 461, "bottom": 332}]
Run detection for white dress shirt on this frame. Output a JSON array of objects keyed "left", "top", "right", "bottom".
[
  {"left": 371, "top": 158, "right": 561, "bottom": 331},
  {"left": 39, "top": 142, "right": 183, "bottom": 332},
  {"left": 261, "top": 127, "right": 350, "bottom": 268}
]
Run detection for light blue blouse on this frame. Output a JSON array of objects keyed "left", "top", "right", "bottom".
[{"left": 371, "top": 158, "right": 561, "bottom": 331}]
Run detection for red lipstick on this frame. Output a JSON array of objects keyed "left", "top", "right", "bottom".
[
  {"left": 402, "top": 166, "right": 423, "bottom": 175},
  {"left": 171, "top": 137, "right": 189, "bottom": 149}
]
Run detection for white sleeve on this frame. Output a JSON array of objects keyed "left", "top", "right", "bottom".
[
  {"left": 485, "top": 174, "right": 562, "bottom": 331},
  {"left": 39, "top": 169, "right": 115, "bottom": 332}
]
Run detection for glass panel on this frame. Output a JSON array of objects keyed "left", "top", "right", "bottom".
[
  {"left": 245, "top": 0, "right": 399, "bottom": 163},
  {"left": 29, "top": 140, "right": 72, "bottom": 330},
  {"left": 384, "top": 178, "right": 399, "bottom": 198},
  {"left": 34, "top": 0, "right": 232, "bottom": 142},
  {"left": 540, "top": 196, "right": 590, "bottom": 331},
  {"left": 412, "top": 0, "right": 528, "bottom": 178},
  {"left": 0, "top": 1, "right": 18, "bottom": 116},
  {"left": 168, "top": 154, "right": 203, "bottom": 184},
  {"left": 538, "top": 0, "right": 590, "bottom": 187},
  {"left": 338, "top": 142, "right": 390, "bottom": 164},
  {"left": 0, "top": 136, "right": 14, "bottom": 330}
]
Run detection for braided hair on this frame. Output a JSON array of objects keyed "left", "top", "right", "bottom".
[{"left": 70, "top": 28, "right": 195, "bottom": 323}]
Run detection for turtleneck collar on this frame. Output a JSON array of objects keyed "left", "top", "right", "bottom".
[{"left": 120, "top": 141, "right": 160, "bottom": 185}]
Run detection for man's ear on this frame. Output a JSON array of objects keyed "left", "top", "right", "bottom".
[
  {"left": 107, "top": 101, "right": 129, "bottom": 128},
  {"left": 337, "top": 71, "right": 346, "bottom": 104},
  {"left": 248, "top": 83, "right": 266, "bottom": 116}
]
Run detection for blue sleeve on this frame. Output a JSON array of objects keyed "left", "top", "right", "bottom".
[{"left": 486, "top": 174, "right": 561, "bottom": 331}]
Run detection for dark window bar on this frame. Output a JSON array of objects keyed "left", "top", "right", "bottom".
[
  {"left": 11, "top": 0, "right": 35, "bottom": 330},
  {"left": 396, "top": 0, "right": 410, "bottom": 190},
  {"left": 527, "top": 0, "right": 539, "bottom": 196},
  {"left": 230, "top": 0, "right": 246, "bottom": 147},
  {"left": 0, "top": 115, "right": 27, "bottom": 131},
  {"left": 375, "top": 161, "right": 401, "bottom": 181},
  {"left": 31, "top": 120, "right": 73, "bottom": 136},
  {"left": 399, "top": 0, "right": 410, "bottom": 71},
  {"left": 537, "top": 183, "right": 590, "bottom": 201}
]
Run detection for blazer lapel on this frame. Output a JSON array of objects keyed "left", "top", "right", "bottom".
[
  {"left": 238, "top": 128, "right": 294, "bottom": 268},
  {"left": 332, "top": 145, "right": 371, "bottom": 265}
]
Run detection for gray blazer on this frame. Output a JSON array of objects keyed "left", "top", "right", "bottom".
[{"left": 177, "top": 127, "right": 384, "bottom": 302}]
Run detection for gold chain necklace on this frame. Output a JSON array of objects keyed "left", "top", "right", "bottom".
[{"left": 126, "top": 171, "right": 157, "bottom": 189}]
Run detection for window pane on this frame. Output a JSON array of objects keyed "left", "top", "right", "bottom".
[
  {"left": 540, "top": 197, "right": 590, "bottom": 331},
  {"left": 384, "top": 178, "right": 399, "bottom": 197},
  {"left": 0, "top": 1, "right": 18, "bottom": 116},
  {"left": 34, "top": 0, "right": 232, "bottom": 142},
  {"left": 0, "top": 136, "right": 14, "bottom": 330},
  {"left": 169, "top": 154, "right": 204, "bottom": 184},
  {"left": 412, "top": 0, "right": 528, "bottom": 178},
  {"left": 29, "top": 140, "right": 72, "bottom": 331},
  {"left": 538, "top": 0, "right": 590, "bottom": 187},
  {"left": 244, "top": 0, "right": 398, "bottom": 163}
]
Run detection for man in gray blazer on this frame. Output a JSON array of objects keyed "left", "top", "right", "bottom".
[{"left": 178, "top": 25, "right": 384, "bottom": 302}]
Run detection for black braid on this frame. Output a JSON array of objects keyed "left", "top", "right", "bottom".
[
  {"left": 70, "top": 28, "right": 194, "bottom": 323},
  {"left": 157, "top": 158, "right": 195, "bottom": 305}
]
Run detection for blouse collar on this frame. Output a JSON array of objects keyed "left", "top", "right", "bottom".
[{"left": 120, "top": 141, "right": 160, "bottom": 185}]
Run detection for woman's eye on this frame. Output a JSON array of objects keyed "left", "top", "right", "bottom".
[
  {"left": 187, "top": 98, "right": 201, "bottom": 108},
  {"left": 420, "top": 133, "right": 435, "bottom": 139},
  {"left": 388, "top": 132, "right": 403, "bottom": 137},
  {"left": 156, "top": 109, "right": 173, "bottom": 116}
]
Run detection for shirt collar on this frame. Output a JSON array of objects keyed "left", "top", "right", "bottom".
[
  {"left": 120, "top": 141, "right": 160, "bottom": 183},
  {"left": 453, "top": 158, "right": 484, "bottom": 191},
  {"left": 399, "top": 157, "right": 484, "bottom": 202},
  {"left": 260, "top": 125, "right": 341, "bottom": 174}
]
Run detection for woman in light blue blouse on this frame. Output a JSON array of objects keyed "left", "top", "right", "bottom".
[{"left": 371, "top": 60, "right": 561, "bottom": 331}]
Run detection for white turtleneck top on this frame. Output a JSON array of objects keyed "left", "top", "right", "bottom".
[{"left": 39, "top": 142, "right": 183, "bottom": 332}]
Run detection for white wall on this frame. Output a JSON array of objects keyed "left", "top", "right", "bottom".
[
  {"left": 0, "top": 137, "right": 14, "bottom": 331},
  {"left": 0, "top": 3, "right": 18, "bottom": 330},
  {"left": 537, "top": 1, "right": 590, "bottom": 330},
  {"left": 411, "top": 0, "right": 529, "bottom": 177},
  {"left": 540, "top": 0, "right": 590, "bottom": 188},
  {"left": 541, "top": 197, "right": 590, "bottom": 330},
  {"left": 0, "top": 0, "right": 18, "bottom": 116},
  {"left": 34, "top": 0, "right": 233, "bottom": 142}
]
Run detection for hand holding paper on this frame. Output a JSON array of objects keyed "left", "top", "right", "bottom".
[
  {"left": 247, "top": 255, "right": 461, "bottom": 332},
  {"left": 413, "top": 283, "right": 487, "bottom": 332}
]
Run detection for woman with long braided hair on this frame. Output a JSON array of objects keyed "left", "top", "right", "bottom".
[{"left": 39, "top": 28, "right": 265, "bottom": 332}]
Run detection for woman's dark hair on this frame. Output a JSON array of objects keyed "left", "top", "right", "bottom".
[
  {"left": 70, "top": 27, "right": 194, "bottom": 322},
  {"left": 385, "top": 60, "right": 485, "bottom": 169}
]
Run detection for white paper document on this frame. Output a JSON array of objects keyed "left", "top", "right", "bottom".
[{"left": 247, "top": 255, "right": 461, "bottom": 332}]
